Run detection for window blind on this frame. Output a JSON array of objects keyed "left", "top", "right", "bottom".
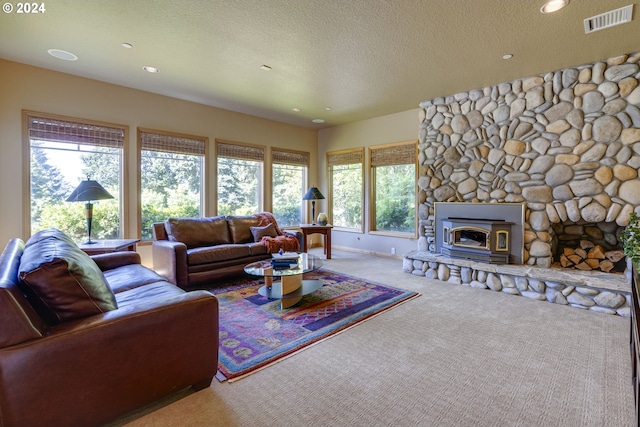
[
  {"left": 272, "top": 148, "right": 309, "bottom": 166},
  {"left": 327, "top": 149, "right": 363, "bottom": 167},
  {"left": 217, "top": 141, "right": 264, "bottom": 161},
  {"left": 370, "top": 143, "right": 416, "bottom": 167},
  {"left": 28, "top": 115, "right": 124, "bottom": 148},
  {"left": 141, "top": 131, "right": 205, "bottom": 155}
]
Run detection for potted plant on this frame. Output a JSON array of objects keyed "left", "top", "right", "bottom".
[{"left": 623, "top": 211, "right": 640, "bottom": 267}]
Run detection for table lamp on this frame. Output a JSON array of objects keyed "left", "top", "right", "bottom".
[
  {"left": 302, "top": 186, "right": 325, "bottom": 225},
  {"left": 66, "top": 179, "right": 114, "bottom": 244}
]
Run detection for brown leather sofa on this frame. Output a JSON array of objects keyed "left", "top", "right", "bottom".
[
  {"left": 0, "top": 229, "right": 219, "bottom": 427},
  {"left": 152, "top": 213, "right": 302, "bottom": 288}
]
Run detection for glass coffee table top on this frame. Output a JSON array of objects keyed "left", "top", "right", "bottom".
[
  {"left": 244, "top": 253, "right": 324, "bottom": 309},
  {"left": 244, "top": 253, "right": 323, "bottom": 277}
]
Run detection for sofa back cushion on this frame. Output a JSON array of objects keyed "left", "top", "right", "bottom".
[
  {"left": 18, "top": 229, "right": 117, "bottom": 325},
  {"left": 227, "top": 215, "right": 261, "bottom": 243},
  {"left": 165, "top": 216, "right": 231, "bottom": 248},
  {"left": 0, "top": 238, "right": 47, "bottom": 347}
]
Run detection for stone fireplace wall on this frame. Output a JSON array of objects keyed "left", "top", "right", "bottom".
[{"left": 417, "top": 51, "right": 640, "bottom": 268}]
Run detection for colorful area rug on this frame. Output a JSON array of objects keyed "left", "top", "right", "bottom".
[{"left": 210, "top": 269, "right": 420, "bottom": 382}]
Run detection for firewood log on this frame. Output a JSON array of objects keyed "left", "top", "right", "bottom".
[
  {"left": 568, "top": 254, "right": 583, "bottom": 265},
  {"left": 585, "top": 258, "right": 600, "bottom": 269},
  {"left": 599, "top": 260, "right": 614, "bottom": 272},
  {"left": 575, "top": 248, "right": 588, "bottom": 259},
  {"left": 605, "top": 250, "right": 625, "bottom": 263},
  {"left": 587, "top": 245, "right": 605, "bottom": 260},
  {"left": 580, "top": 240, "right": 595, "bottom": 250},
  {"left": 575, "top": 262, "right": 592, "bottom": 270}
]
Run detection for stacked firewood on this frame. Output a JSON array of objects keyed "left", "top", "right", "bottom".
[{"left": 559, "top": 240, "right": 625, "bottom": 272}]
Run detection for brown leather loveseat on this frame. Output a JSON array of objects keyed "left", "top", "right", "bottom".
[
  {"left": 0, "top": 228, "right": 219, "bottom": 427},
  {"left": 152, "top": 212, "right": 302, "bottom": 288}
]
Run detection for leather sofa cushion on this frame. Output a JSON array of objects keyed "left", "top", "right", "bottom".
[
  {"left": 250, "top": 223, "right": 278, "bottom": 241},
  {"left": 18, "top": 229, "right": 117, "bottom": 325},
  {"left": 166, "top": 216, "right": 230, "bottom": 248},
  {"left": 114, "top": 281, "right": 185, "bottom": 308},
  {"left": 103, "top": 263, "right": 171, "bottom": 294},
  {"left": 187, "top": 244, "right": 252, "bottom": 266},
  {"left": 227, "top": 215, "right": 261, "bottom": 243}
]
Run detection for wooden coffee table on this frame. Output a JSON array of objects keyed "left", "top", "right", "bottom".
[{"left": 244, "top": 253, "right": 323, "bottom": 309}]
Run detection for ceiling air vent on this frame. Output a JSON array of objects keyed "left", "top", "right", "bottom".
[{"left": 584, "top": 4, "right": 633, "bottom": 34}]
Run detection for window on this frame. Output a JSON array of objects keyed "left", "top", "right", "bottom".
[
  {"left": 272, "top": 148, "right": 309, "bottom": 227},
  {"left": 328, "top": 148, "right": 364, "bottom": 231},
  {"left": 369, "top": 141, "right": 417, "bottom": 235},
  {"left": 139, "top": 129, "right": 206, "bottom": 240},
  {"left": 25, "top": 112, "right": 125, "bottom": 241},
  {"left": 217, "top": 140, "right": 264, "bottom": 215}
]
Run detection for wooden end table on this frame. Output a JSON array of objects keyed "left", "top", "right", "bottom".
[
  {"left": 300, "top": 224, "right": 333, "bottom": 259},
  {"left": 79, "top": 239, "right": 140, "bottom": 256}
]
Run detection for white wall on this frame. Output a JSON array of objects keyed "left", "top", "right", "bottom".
[
  {"left": 318, "top": 109, "right": 421, "bottom": 257},
  {"left": 0, "top": 59, "right": 317, "bottom": 265}
]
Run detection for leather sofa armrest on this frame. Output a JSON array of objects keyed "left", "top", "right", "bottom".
[
  {"left": 0, "top": 290, "right": 218, "bottom": 427},
  {"left": 91, "top": 251, "right": 141, "bottom": 271},
  {"left": 152, "top": 240, "right": 188, "bottom": 288},
  {"left": 283, "top": 229, "right": 304, "bottom": 250}
]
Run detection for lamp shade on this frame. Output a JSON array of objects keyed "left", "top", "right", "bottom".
[
  {"left": 66, "top": 179, "right": 113, "bottom": 202},
  {"left": 302, "top": 186, "right": 325, "bottom": 201}
]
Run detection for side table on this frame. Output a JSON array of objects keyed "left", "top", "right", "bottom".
[
  {"left": 300, "top": 224, "right": 333, "bottom": 259},
  {"left": 79, "top": 238, "right": 140, "bottom": 256}
]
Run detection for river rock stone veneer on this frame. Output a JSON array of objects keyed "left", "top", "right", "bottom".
[{"left": 404, "top": 51, "right": 640, "bottom": 316}]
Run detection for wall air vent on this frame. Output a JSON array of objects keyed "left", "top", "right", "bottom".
[{"left": 584, "top": 4, "right": 633, "bottom": 34}]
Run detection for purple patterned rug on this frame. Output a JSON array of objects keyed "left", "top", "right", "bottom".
[{"left": 210, "top": 269, "right": 420, "bottom": 382}]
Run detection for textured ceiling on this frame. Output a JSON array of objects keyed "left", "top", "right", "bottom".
[{"left": 0, "top": 0, "right": 638, "bottom": 128}]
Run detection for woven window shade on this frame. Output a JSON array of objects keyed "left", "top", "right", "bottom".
[
  {"left": 28, "top": 115, "right": 124, "bottom": 148},
  {"left": 327, "top": 149, "right": 363, "bottom": 167},
  {"left": 217, "top": 141, "right": 264, "bottom": 161},
  {"left": 141, "top": 131, "right": 205, "bottom": 155},
  {"left": 272, "top": 149, "right": 309, "bottom": 166},
  {"left": 370, "top": 143, "right": 416, "bottom": 167}
]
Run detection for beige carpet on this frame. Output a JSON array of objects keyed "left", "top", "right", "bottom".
[{"left": 112, "top": 248, "right": 634, "bottom": 427}]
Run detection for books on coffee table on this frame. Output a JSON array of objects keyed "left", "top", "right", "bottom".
[
  {"left": 271, "top": 252, "right": 299, "bottom": 262},
  {"left": 271, "top": 252, "right": 299, "bottom": 270}
]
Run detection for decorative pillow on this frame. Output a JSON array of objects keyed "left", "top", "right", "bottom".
[
  {"left": 18, "top": 229, "right": 117, "bottom": 325},
  {"left": 250, "top": 223, "right": 278, "bottom": 242},
  {"left": 165, "top": 216, "right": 230, "bottom": 248}
]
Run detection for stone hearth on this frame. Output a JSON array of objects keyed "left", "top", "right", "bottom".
[
  {"left": 405, "top": 51, "right": 640, "bottom": 316},
  {"left": 403, "top": 251, "right": 630, "bottom": 316}
]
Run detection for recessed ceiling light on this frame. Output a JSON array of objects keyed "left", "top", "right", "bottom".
[
  {"left": 143, "top": 66, "right": 159, "bottom": 73},
  {"left": 540, "top": 0, "right": 569, "bottom": 14},
  {"left": 122, "top": 43, "right": 133, "bottom": 49},
  {"left": 47, "top": 49, "right": 78, "bottom": 61},
  {"left": 325, "top": 107, "right": 332, "bottom": 111},
  {"left": 292, "top": 108, "right": 301, "bottom": 112},
  {"left": 260, "top": 65, "right": 272, "bottom": 71},
  {"left": 312, "top": 119, "right": 325, "bottom": 124},
  {"left": 502, "top": 54, "right": 513, "bottom": 60}
]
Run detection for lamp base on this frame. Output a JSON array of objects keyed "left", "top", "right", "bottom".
[{"left": 83, "top": 240, "right": 97, "bottom": 245}]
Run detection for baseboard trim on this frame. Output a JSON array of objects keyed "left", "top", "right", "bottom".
[{"left": 331, "top": 245, "right": 403, "bottom": 260}]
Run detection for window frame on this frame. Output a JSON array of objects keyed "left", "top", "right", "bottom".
[
  {"left": 271, "top": 147, "right": 309, "bottom": 227},
  {"left": 327, "top": 147, "right": 365, "bottom": 233},
  {"left": 368, "top": 140, "right": 418, "bottom": 238},
  {"left": 22, "top": 110, "right": 129, "bottom": 239},
  {"left": 137, "top": 128, "right": 208, "bottom": 240},
  {"left": 215, "top": 139, "right": 265, "bottom": 216}
]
